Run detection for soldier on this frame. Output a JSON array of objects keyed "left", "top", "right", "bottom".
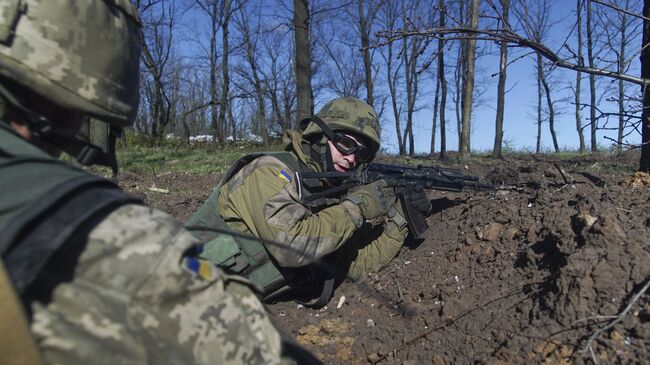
[
  {"left": 187, "top": 97, "right": 432, "bottom": 307},
  {"left": 0, "top": 1, "right": 318, "bottom": 364}
]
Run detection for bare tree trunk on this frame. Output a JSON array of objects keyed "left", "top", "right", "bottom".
[
  {"left": 384, "top": 34, "right": 404, "bottom": 155},
  {"left": 431, "top": 65, "right": 440, "bottom": 155},
  {"left": 640, "top": 0, "right": 650, "bottom": 171},
  {"left": 218, "top": 0, "right": 231, "bottom": 141},
  {"left": 431, "top": 0, "right": 446, "bottom": 156},
  {"left": 357, "top": 0, "right": 375, "bottom": 107},
  {"left": 617, "top": 7, "right": 628, "bottom": 149},
  {"left": 541, "top": 72, "right": 559, "bottom": 152},
  {"left": 459, "top": 0, "right": 479, "bottom": 159},
  {"left": 587, "top": 0, "right": 598, "bottom": 151},
  {"left": 439, "top": 36, "right": 448, "bottom": 160},
  {"left": 207, "top": 1, "right": 220, "bottom": 142},
  {"left": 575, "top": 0, "right": 586, "bottom": 153},
  {"left": 493, "top": 0, "right": 509, "bottom": 158},
  {"left": 536, "top": 53, "right": 543, "bottom": 153},
  {"left": 294, "top": 0, "right": 314, "bottom": 125},
  {"left": 237, "top": 3, "right": 268, "bottom": 145}
]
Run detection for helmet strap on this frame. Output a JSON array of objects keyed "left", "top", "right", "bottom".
[{"left": 0, "top": 82, "right": 119, "bottom": 175}]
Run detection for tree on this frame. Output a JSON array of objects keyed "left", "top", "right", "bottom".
[
  {"left": 587, "top": 0, "right": 599, "bottom": 151},
  {"left": 356, "top": 0, "right": 383, "bottom": 107},
  {"left": 218, "top": 0, "right": 232, "bottom": 141},
  {"left": 294, "top": 0, "right": 314, "bottom": 125},
  {"left": 430, "top": 0, "right": 447, "bottom": 156},
  {"left": 641, "top": 0, "right": 650, "bottom": 171},
  {"left": 459, "top": 0, "right": 480, "bottom": 158},
  {"left": 514, "top": 0, "right": 560, "bottom": 153},
  {"left": 233, "top": 0, "right": 269, "bottom": 144},
  {"left": 138, "top": 0, "right": 177, "bottom": 142},
  {"left": 378, "top": 0, "right": 406, "bottom": 155},
  {"left": 492, "top": 0, "right": 510, "bottom": 158},
  {"left": 575, "top": 0, "right": 586, "bottom": 153}
]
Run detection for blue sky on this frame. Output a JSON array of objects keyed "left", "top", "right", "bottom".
[
  {"left": 178, "top": 0, "right": 643, "bottom": 154},
  {"left": 356, "top": 0, "right": 644, "bottom": 154}
]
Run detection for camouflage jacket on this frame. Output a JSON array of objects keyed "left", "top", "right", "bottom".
[
  {"left": 212, "top": 130, "right": 409, "bottom": 281},
  {"left": 0, "top": 125, "right": 315, "bottom": 365}
]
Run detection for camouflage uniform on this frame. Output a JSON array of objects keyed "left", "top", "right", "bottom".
[
  {"left": 190, "top": 98, "right": 409, "bottom": 302},
  {"left": 0, "top": 1, "right": 316, "bottom": 364}
]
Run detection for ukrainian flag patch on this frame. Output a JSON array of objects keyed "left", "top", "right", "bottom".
[
  {"left": 183, "top": 256, "right": 216, "bottom": 281},
  {"left": 278, "top": 169, "right": 292, "bottom": 183}
]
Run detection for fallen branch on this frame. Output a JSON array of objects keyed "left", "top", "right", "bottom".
[{"left": 580, "top": 277, "right": 650, "bottom": 364}]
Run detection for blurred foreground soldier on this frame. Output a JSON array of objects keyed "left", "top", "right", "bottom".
[
  {"left": 188, "top": 97, "right": 432, "bottom": 307},
  {"left": 0, "top": 1, "right": 318, "bottom": 364}
]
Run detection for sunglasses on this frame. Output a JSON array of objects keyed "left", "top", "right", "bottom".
[{"left": 332, "top": 134, "right": 372, "bottom": 163}]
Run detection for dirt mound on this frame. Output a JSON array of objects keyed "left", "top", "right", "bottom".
[{"left": 118, "top": 153, "right": 650, "bottom": 364}]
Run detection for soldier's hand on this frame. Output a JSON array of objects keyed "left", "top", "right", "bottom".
[
  {"left": 407, "top": 185, "right": 432, "bottom": 217},
  {"left": 343, "top": 179, "right": 395, "bottom": 220}
]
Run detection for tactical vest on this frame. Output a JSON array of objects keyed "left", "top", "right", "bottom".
[
  {"left": 0, "top": 127, "right": 141, "bottom": 365},
  {"left": 0, "top": 127, "right": 141, "bottom": 298},
  {"left": 186, "top": 151, "right": 330, "bottom": 303}
]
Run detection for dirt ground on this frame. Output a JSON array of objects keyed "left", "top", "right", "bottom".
[{"left": 117, "top": 151, "right": 650, "bottom": 364}]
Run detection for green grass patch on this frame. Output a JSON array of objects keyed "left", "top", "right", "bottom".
[{"left": 116, "top": 142, "right": 282, "bottom": 175}]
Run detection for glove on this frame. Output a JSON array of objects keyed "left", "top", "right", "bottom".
[
  {"left": 407, "top": 185, "right": 432, "bottom": 217},
  {"left": 343, "top": 179, "right": 394, "bottom": 220}
]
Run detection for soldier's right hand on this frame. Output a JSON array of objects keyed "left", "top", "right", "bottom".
[{"left": 343, "top": 179, "right": 395, "bottom": 220}]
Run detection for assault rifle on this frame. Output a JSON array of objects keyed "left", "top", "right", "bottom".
[{"left": 295, "top": 162, "right": 496, "bottom": 239}]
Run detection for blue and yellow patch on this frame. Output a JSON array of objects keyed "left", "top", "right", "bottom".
[
  {"left": 183, "top": 256, "right": 215, "bottom": 281},
  {"left": 278, "top": 169, "right": 292, "bottom": 183}
]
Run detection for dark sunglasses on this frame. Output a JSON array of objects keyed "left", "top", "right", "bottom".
[{"left": 332, "top": 134, "right": 372, "bottom": 163}]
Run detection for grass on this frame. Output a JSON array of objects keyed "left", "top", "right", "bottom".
[
  {"left": 116, "top": 142, "right": 282, "bottom": 175},
  {"left": 69, "top": 134, "right": 640, "bottom": 177}
]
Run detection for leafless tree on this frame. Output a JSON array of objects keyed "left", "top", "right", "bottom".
[
  {"left": 587, "top": 0, "right": 599, "bottom": 151},
  {"left": 355, "top": 0, "right": 384, "bottom": 107},
  {"left": 430, "top": 0, "right": 447, "bottom": 157},
  {"left": 233, "top": 0, "right": 269, "bottom": 144},
  {"left": 641, "top": 0, "right": 650, "bottom": 171},
  {"left": 598, "top": 0, "right": 643, "bottom": 150},
  {"left": 492, "top": 0, "right": 510, "bottom": 158},
  {"left": 378, "top": 0, "right": 406, "bottom": 155},
  {"left": 219, "top": 0, "right": 232, "bottom": 140},
  {"left": 513, "top": 0, "right": 561, "bottom": 153},
  {"left": 138, "top": 0, "right": 177, "bottom": 142},
  {"left": 574, "top": 0, "right": 587, "bottom": 153},
  {"left": 294, "top": 0, "right": 314, "bottom": 125},
  {"left": 459, "top": 0, "right": 480, "bottom": 158}
]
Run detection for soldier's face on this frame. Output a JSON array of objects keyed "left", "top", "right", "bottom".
[{"left": 327, "top": 133, "right": 368, "bottom": 172}]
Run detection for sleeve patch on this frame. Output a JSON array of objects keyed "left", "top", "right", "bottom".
[
  {"left": 183, "top": 257, "right": 216, "bottom": 281},
  {"left": 278, "top": 170, "right": 293, "bottom": 183}
]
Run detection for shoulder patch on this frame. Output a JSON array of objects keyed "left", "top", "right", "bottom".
[
  {"left": 278, "top": 170, "right": 292, "bottom": 183},
  {"left": 182, "top": 256, "right": 217, "bottom": 281}
]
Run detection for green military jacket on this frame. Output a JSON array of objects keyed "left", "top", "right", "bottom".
[{"left": 189, "top": 130, "right": 409, "bottom": 301}]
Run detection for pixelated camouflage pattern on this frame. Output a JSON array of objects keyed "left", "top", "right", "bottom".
[
  {"left": 31, "top": 204, "right": 301, "bottom": 365},
  {"left": 303, "top": 97, "right": 381, "bottom": 154},
  {"left": 215, "top": 130, "right": 407, "bottom": 279},
  {"left": 0, "top": 0, "right": 141, "bottom": 125}
]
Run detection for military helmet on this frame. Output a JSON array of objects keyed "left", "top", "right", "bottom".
[
  {"left": 0, "top": 0, "right": 142, "bottom": 126},
  {"left": 303, "top": 97, "right": 381, "bottom": 155}
]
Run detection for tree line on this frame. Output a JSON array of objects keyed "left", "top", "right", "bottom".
[{"left": 129, "top": 0, "right": 650, "bottom": 171}]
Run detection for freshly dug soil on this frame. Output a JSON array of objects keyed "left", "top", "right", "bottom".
[{"left": 117, "top": 151, "right": 649, "bottom": 364}]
